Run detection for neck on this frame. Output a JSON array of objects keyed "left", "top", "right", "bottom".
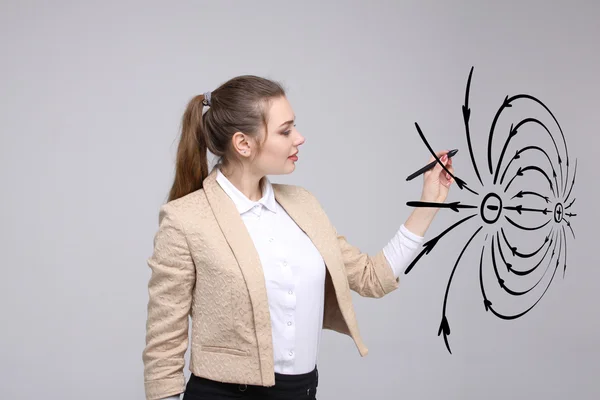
[{"left": 219, "top": 166, "right": 264, "bottom": 202}]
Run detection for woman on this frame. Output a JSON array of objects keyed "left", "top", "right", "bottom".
[{"left": 142, "top": 75, "right": 454, "bottom": 400}]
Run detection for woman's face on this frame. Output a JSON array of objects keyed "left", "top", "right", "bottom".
[{"left": 252, "top": 96, "right": 305, "bottom": 176}]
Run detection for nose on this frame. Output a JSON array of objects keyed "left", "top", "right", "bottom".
[{"left": 295, "top": 131, "right": 306, "bottom": 146}]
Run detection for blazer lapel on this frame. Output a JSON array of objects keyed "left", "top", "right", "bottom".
[
  {"left": 273, "top": 185, "right": 350, "bottom": 297},
  {"left": 274, "top": 186, "right": 366, "bottom": 352},
  {"left": 202, "top": 168, "right": 274, "bottom": 378}
]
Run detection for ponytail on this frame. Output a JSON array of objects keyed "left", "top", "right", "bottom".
[{"left": 167, "top": 94, "right": 210, "bottom": 202}]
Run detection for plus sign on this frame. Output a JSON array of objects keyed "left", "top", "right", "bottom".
[{"left": 554, "top": 203, "right": 564, "bottom": 223}]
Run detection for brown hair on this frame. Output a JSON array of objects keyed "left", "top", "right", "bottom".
[{"left": 167, "top": 75, "right": 286, "bottom": 202}]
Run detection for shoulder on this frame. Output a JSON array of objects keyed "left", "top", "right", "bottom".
[
  {"left": 273, "top": 182, "right": 331, "bottom": 220},
  {"left": 156, "top": 189, "right": 207, "bottom": 224},
  {"left": 273, "top": 182, "right": 319, "bottom": 203}
]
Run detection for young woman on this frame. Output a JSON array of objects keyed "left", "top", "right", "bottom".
[{"left": 142, "top": 75, "right": 454, "bottom": 400}]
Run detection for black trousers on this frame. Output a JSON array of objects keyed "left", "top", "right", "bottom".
[{"left": 182, "top": 366, "right": 319, "bottom": 400}]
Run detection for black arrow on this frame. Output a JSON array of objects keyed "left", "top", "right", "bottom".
[
  {"left": 495, "top": 231, "right": 513, "bottom": 273},
  {"left": 490, "top": 235, "right": 555, "bottom": 296},
  {"left": 406, "top": 201, "right": 478, "bottom": 212},
  {"left": 493, "top": 118, "right": 559, "bottom": 186},
  {"left": 500, "top": 227, "right": 551, "bottom": 258},
  {"left": 440, "top": 225, "right": 483, "bottom": 354},
  {"left": 497, "top": 230, "right": 556, "bottom": 276},
  {"left": 495, "top": 121, "right": 562, "bottom": 189},
  {"left": 562, "top": 152, "right": 570, "bottom": 198},
  {"left": 562, "top": 218, "right": 575, "bottom": 239},
  {"left": 404, "top": 214, "right": 478, "bottom": 274},
  {"left": 565, "top": 197, "right": 576, "bottom": 210},
  {"left": 504, "top": 165, "right": 555, "bottom": 197},
  {"left": 490, "top": 236, "right": 534, "bottom": 295},
  {"left": 505, "top": 205, "right": 550, "bottom": 215},
  {"left": 500, "top": 145, "right": 559, "bottom": 192},
  {"left": 510, "top": 190, "right": 550, "bottom": 203},
  {"left": 482, "top": 228, "right": 563, "bottom": 320},
  {"left": 487, "top": 94, "right": 568, "bottom": 194},
  {"left": 564, "top": 158, "right": 577, "bottom": 203},
  {"left": 493, "top": 122, "right": 518, "bottom": 185},
  {"left": 487, "top": 95, "right": 513, "bottom": 177},
  {"left": 462, "top": 66, "right": 484, "bottom": 187},
  {"left": 480, "top": 246, "right": 493, "bottom": 313},
  {"left": 565, "top": 212, "right": 577, "bottom": 218},
  {"left": 437, "top": 316, "right": 451, "bottom": 353},
  {"left": 504, "top": 215, "right": 551, "bottom": 232},
  {"left": 414, "top": 122, "right": 480, "bottom": 196}
]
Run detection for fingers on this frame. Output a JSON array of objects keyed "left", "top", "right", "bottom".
[
  {"left": 443, "top": 161, "right": 455, "bottom": 186},
  {"left": 445, "top": 157, "right": 453, "bottom": 177},
  {"left": 427, "top": 149, "right": 450, "bottom": 163},
  {"left": 424, "top": 150, "right": 453, "bottom": 185},
  {"left": 437, "top": 149, "right": 450, "bottom": 158},
  {"left": 446, "top": 164, "right": 454, "bottom": 180},
  {"left": 428, "top": 152, "right": 448, "bottom": 179}
]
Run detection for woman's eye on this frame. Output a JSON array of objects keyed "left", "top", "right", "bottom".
[{"left": 283, "top": 124, "right": 296, "bottom": 136}]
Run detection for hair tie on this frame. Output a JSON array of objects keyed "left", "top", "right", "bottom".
[{"left": 202, "top": 91, "right": 212, "bottom": 106}]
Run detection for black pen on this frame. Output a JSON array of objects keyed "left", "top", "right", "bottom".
[{"left": 406, "top": 149, "right": 459, "bottom": 181}]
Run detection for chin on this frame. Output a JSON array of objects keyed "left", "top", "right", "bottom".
[
  {"left": 265, "top": 159, "right": 297, "bottom": 176},
  {"left": 286, "top": 162, "right": 297, "bottom": 173},
  {"left": 270, "top": 165, "right": 295, "bottom": 176}
]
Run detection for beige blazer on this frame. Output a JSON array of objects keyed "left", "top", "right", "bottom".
[{"left": 143, "top": 167, "right": 400, "bottom": 400}]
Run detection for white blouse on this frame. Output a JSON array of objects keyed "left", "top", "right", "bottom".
[{"left": 161, "top": 169, "right": 424, "bottom": 399}]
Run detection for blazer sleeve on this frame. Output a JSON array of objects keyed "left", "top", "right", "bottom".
[
  {"left": 142, "top": 204, "right": 196, "bottom": 400},
  {"left": 335, "top": 227, "right": 400, "bottom": 298}
]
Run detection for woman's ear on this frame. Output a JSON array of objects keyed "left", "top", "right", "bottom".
[{"left": 231, "top": 131, "right": 251, "bottom": 157}]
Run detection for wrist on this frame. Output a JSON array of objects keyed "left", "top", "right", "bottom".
[
  {"left": 420, "top": 192, "right": 443, "bottom": 203},
  {"left": 404, "top": 206, "right": 438, "bottom": 237}
]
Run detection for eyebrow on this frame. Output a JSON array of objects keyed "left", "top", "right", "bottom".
[{"left": 278, "top": 115, "right": 296, "bottom": 128}]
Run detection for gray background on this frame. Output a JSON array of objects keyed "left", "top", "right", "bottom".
[{"left": 1, "top": 1, "right": 598, "bottom": 399}]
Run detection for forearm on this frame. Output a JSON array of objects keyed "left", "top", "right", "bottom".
[{"left": 403, "top": 205, "right": 439, "bottom": 237}]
